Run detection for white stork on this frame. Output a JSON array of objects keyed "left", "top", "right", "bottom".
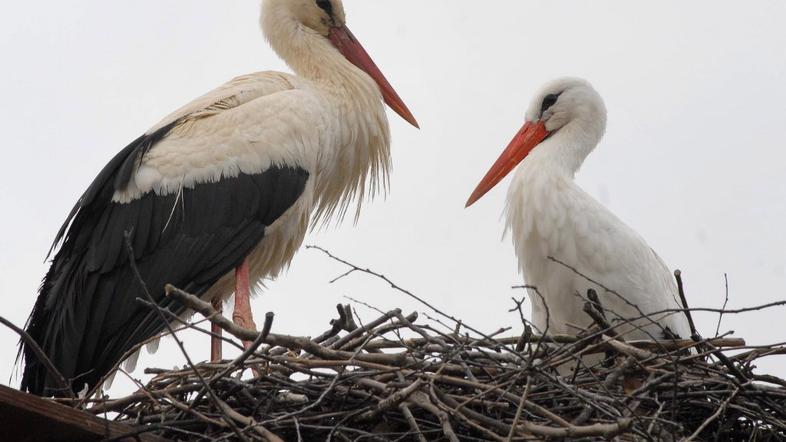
[
  {"left": 21, "top": 0, "right": 417, "bottom": 396},
  {"left": 466, "top": 78, "right": 690, "bottom": 346}
]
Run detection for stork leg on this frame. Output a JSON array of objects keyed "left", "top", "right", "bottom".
[
  {"left": 232, "top": 257, "right": 257, "bottom": 350},
  {"left": 210, "top": 298, "right": 223, "bottom": 362}
]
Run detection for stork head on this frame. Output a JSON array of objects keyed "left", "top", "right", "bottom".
[
  {"left": 465, "top": 78, "right": 607, "bottom": 207},
  {"left": 265, "top": 0, "right": 348, "bottom": 35},
  {"left": 261, "top": 0, "right": 418, "bottom": 128}
]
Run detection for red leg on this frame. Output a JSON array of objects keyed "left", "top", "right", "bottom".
[
  {"left": 210, "top": 298, "right": 223, "bottom": 362},
  {"left": 232, "top": 257, "right": 257, "bottom": 350}
]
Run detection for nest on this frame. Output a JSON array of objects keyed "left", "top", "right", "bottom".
[{"left": 54, "top": 249, "right": 786, "bottom": 441}]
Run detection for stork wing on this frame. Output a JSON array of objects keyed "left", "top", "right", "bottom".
[
  {"left": 22, "top": 72, "right": 315, "bottom": 396},
  {"left": 511, "top": 181, "right": 691, "bottom": 340},
  {"left": 565, "top": 188, "right": 692, "bottom": 338}
]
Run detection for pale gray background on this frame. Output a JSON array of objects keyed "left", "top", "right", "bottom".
[{"left": 1, "top": 1, "right": 785, "bottom": 395}]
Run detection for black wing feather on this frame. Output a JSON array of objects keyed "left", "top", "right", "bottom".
[{"left": 21, "top": 126, "right": 309, "bottom": 396}]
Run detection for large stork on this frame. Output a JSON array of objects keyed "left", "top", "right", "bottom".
[
  {"left": 21, "top": 0, "right": 417, "bottom": 396},
  {"left": 466, "top": 78, "right": 690, "bottom": 347}
]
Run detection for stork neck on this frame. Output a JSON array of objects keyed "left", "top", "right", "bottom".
[
  {"left": 262, "top": 13, "right": 390, "bottom": 225},
  {"left": 262, "top": 16, "right": 373, "bottom": 91},
  {"left": 523, "top": 120, "right": 603, "bottom": 178}
]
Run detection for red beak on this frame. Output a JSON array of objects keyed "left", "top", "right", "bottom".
[
  {"left": 465, "top": 121, "right": 550, "bottom": 208},
  {"left": 329, "top": 25, "right": 419, "bottom": 129}
]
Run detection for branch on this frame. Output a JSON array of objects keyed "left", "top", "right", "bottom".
[{"left": 2, "top": 316, "right": 73, "bottom": 398}]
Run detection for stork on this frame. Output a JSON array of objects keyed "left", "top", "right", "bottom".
[
  {"left": 466, "top": 78, "right": 690, "bottom": 347},
  {"left": 21, "top": 0, "right": 417, "bottom": 397}
]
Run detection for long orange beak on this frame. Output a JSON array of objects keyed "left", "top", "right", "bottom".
[
  {"left": 465, "top": 121, "right": 550, "bottom": 207},
  {"left": 328, "top": 25, "right": 419, "bottom": 128}
]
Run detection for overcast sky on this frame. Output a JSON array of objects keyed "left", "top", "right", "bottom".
[{"left": 1, "top": 0, "right": 785, "bottom": 395}]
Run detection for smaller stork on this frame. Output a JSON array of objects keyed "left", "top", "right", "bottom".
[{"left": 466, "top": 78, "right": 691, "bottom": 344}]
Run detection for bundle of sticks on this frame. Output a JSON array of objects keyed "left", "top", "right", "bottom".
[{"left": 68, "top": 279, "right": 783, "bottom": 442}]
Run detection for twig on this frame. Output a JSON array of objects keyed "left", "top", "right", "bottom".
[
  {"left": 507, "top": 376, "right": 531, "bottom": 441},
  {"left": 685, "top": 388, "right": 739, "bottom": 441},
  {"left": 716, "top": 273, "right": 730, "bottom": 337},
  {"left": 2, "top": 315, "right": 73, "bottom": 397},
  {"left": 675, "top": 270, "right": 700, "bottom": 341}
]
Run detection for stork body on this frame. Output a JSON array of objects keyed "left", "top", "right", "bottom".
[
  {"left": 467, "top": 78, "right": 690, "bottom": 342},
  {"left": 21, "top": 0, "right": 417, "bottom": 396}
]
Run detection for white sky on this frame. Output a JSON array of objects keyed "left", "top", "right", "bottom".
[{"left": 1, "top": 0, "right": 785, "bottom": 395}]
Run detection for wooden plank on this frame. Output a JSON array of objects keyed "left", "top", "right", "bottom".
[{"left": 0, "top": 385, "right": 171, "bottom": 442}]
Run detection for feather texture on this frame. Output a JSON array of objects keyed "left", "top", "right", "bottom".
[{"left": 23, "top": 161, "right": 307, "bottom": 395}]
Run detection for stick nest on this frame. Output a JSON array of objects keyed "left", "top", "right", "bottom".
[
  {"left": 71, "top": 299, "right": 783, "bottom": 441},
  {"left": 58, "top": 249, "right": 785, "bottom": 441}
]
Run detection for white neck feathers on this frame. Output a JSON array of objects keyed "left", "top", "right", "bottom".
[
  {"left": 261, "top": 5, "right": 391, "bottom": 224},
  {"left": 525, "top": 117, "right": 605, "bottom": 178}
]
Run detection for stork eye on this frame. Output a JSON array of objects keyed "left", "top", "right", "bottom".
[
  {"left": 316, "top": 0, "right": 334, "bottom": 16},
  {"left": 541, "top": 94, "right": 559, "bottom": 114}
]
